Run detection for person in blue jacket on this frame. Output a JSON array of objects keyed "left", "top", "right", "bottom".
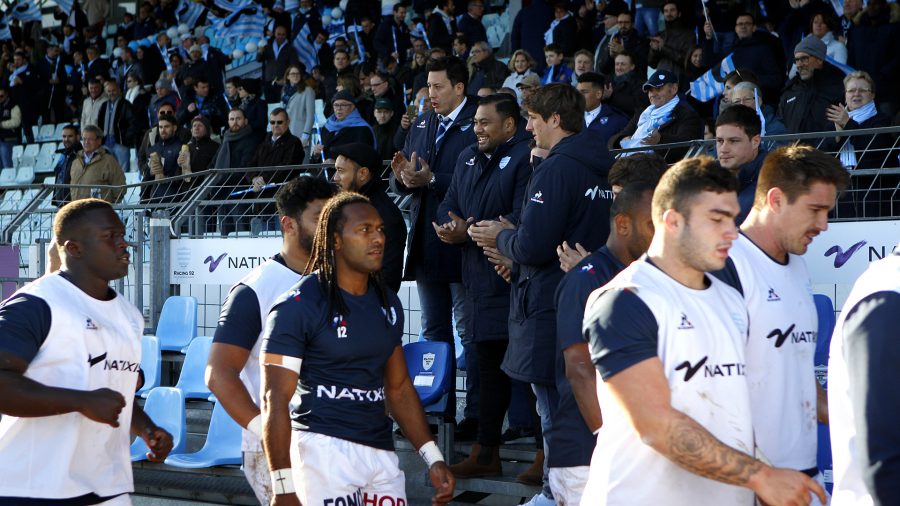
[
  {"left": 714, "top": 105, "right": 766, "bottom": 225},
  {"left": 469, "top": 83, "right": 613, "bottom": 505},
  {"left": 577, "top": 72, "right": 630, "bottom": 147},
  {"left": 434, "top": 94, "right": 532, "bottom": 478},
  {"left": 389, "top": 56, "right": 480, "bottom": 433}
]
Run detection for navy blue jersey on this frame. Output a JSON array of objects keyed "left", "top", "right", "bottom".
[
  {"left": 549, "top": 246, "right": 625, "bottom": 468},
  {"left": 261, "top": 274, "right": 404, "bottom": 451},
  {"left": 0, "top": 294, "right": 52, "bottom": 363}
]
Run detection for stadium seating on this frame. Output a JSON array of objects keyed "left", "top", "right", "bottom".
[
  {"left": 130, "top": 387, "right": 187, "bottom": 461},
  {"left": 23, "top": 144, "right": 39, "bottom": 158},
  {"left": 403, "top": 341, "right": 453, "bottom": 408},
  {"left": 15, "top": 166, "right": 34, "bottom": 185},
  {"left": 164, "top": 401, "right": 243, "bottom": 468},
  {"left": 53, "top": 123, "right": 67, "bottom": 139},
  {"left": 16, "top": 155, "right": 34, "bottom": 170},
  {"left": 11, "top": 145, "right": 22, "bottom": 161},
  {"left": 137, "top": 335, "right": 162, "bottom": 398},
  {"left": 37, "top": 124, "right": 55, "bottom": 142},
  {"left": 174, "top": 336, "right": 213, "bottom": 399},
  {"left": 151, "top": 296, "right": 198, "bottom": 352},
  {"left": 0, "top": 168, "right": 16, "bottom": 186}
]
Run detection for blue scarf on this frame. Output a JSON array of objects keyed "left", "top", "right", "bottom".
[
  {"left": 324, "top": 109, "right": 376, "bottom": 148},
  {"left": 282, "top": 84, "right": 297, "bottom": 107},
  {"left": 847, "top": 101, "right": 877, "bottom": 125}
]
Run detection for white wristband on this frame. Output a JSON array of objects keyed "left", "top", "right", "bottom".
[
  {"left": 418, "top": 440, "right": 444, "bottom": 468},
  {"left": 247, "top": 414, "right": 262, "bottom": 438},
  {"left": 270, "top": 468, "right": 296, "bottom": 495}
]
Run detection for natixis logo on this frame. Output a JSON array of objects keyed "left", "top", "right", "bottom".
[
  {"left": 204, "top": 253, "right": 228, "bottom": 272},
  {"left": 825, "top": 240, "right": 866, "bottom": 268},
  {"left": 176, "top": 246, "right": 191, "bottom": 269}
]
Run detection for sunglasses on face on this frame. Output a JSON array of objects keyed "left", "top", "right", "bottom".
[{"left": 270, "top": 120, "right": 285, "bottom": 125}]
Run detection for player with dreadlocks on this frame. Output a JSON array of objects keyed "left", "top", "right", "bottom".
[{"left": 260, "top": 192, "right": 456, "bottom": 506}]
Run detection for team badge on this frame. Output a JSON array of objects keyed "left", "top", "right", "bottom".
[
  {"left": 530, "top": 191, "right": 544, "bottom": 204},
  {"left": 423, "top": 352, "right": 435, "bottom": 371},
  {"left": 677, "top": 312, "right": 694, "bottom": 330},
  {"left": 460, "top": 122, "right": 472, "bottom": 131},
  {"left": 498, "top": 156, "right": 511, "bottom": 169},
  {"left": 85, "top": 318, "right": 98, "bottom": 330},
  {"left": 333, "top": 314, "right": 348, "bottom": 338},
  {"left": 465, "top": 157, "right": 476, "bottom": 166}
]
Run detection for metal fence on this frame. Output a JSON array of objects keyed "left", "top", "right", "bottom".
[{"left": 4, "top": 125, "right": 899, "bottom": 333}]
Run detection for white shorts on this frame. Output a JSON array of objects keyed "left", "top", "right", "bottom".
[
  {"left": 290, "top": 431, "right": 407, "bottom": 506},
  {"left": 549, "top": 466, "right": 589, "bottom": 506},
  {"left": 243, "top": 451, "right": 273, "bottom": 505},
  {"left": 98, "top": 495, "right": 132, "bottom": 505}
]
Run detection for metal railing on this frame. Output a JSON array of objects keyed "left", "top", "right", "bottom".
[{"left": 611, "top": 125, "right": 900, "bottom": 221}]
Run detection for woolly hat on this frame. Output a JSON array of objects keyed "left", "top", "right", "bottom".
[{"left": 794, "top": 34, "right": 827, "bottom": 61}]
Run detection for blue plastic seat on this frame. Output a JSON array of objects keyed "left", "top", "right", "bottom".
[
  {"left": 814, "top": 293, "right": 836, "bottom": 493},
  {"left": 403, "top": 341, "right": 453, "bottom": 409},
  {"left": 416, "top": 329, "right": 466, "bottom": 370},
  {"left": 165, "top": 401, "right": 242, "bottom": 468},
  {"left": 174, "top": 336, "right": 213, "bottom": 400},
  {"left": 152, "top": 296, "right": 198, "bottom": 352},
  {"left": 137, "top": 335, "right": 161, "bottom": 398},
  {"left": 131, "top": 387, "right": 187, "bottom": 461}
]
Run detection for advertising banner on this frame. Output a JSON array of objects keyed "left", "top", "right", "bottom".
[
  {"left": 806, "top": 221, "right": 900, "bottom": 285},
  {"left": 171, "top": 238, "right": 282, "bottom": 286}
]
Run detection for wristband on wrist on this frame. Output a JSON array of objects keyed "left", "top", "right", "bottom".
[
  {"left": 246, "top": 414, "right": 262, "bottom": 438},
  {"left": 418, "top": 440, "right": 444, "bottom": 468},
  {"left": 270, "top": 468, "right": 296, "bottom": 495}
]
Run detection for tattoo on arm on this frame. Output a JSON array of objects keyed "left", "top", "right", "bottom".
[{"left": 663, "top": 410, "right": 762, "bottom": 486}]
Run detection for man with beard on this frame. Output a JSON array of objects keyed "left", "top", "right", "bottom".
[
  {"left": 52, "top": 124, "right": 83, "bottom": 207},
  {"left": 647, "top": 1, "right": 693, "bottom": 76},
  {"left": 332, "top": 143, "right": 406, "bottom": 292},
  {"left": 779, "top": 35, "right": 845, "bottom": 135},
  {"left": 606, "top": 52, "right": 648, "bottom": 118},
  {"left": 207, "top": 177, "right": 336, "bottom": 506}
]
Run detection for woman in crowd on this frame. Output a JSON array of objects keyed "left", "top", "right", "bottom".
[
  {"left": 502, "top": 49, "right": 538, "bottom": 103},
  {"left": 282, "top": 64, "right": 315, "bottom": 149}
]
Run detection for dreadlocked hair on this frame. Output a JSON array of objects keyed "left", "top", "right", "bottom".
[{"left": 304, "top": 192, "right": 391, "bottom": 321}]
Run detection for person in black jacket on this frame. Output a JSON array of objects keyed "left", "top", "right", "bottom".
[
  {"left": 373, "top": 98, "right": 401, "bottom": 161},
  {"left": 468, "top": 84, "right": 613, "bottom": 505},
  {"left": 607, "top": 52, "right": 650, "bottom": 117},
  {"left": 374, "top": 4, "right": 411, "bottom": 65},
  {"left": 257, "top": 25, "right": 299, "bottom": 104},
  {"left": 52, "top": 125, "right": 82, "bottom": 207},
  {"left": 389, "top": 56, "right": 478, "bottom": 431},
  {"left": 608, "top": 71, "right": 703, "bottom": 162},
  {"left": 314, "top": 90, "right": 376, "bottom": 161},
  {"left": 8, "top": 50, "right": 41, "bottom": 144},
  {"left": 457, "top": 0, "right": 488, "bottom": 45},
  {"left": 145, "top": 114, "right": 186, "bottom": 204},
  {"left": 237, "top": 78, "right": 268, "bottom": 143},
  {"left": 467, "top": 42, "right": 510, "bottom": 96},
  {"left": 248, "top": 107, "right": 306, "bottom": 186},
  {"left": 176, "top": 78, "right": 226, "bottom": 132},
  {"left": 332, "top": 142, "right": 406, "bottom": 293},
  {"left": 437, "top": 95, "right": 532, "bottom": 478},
  {"left": 97, "top": 80, "right": 139, "bottom": 173},
  {"left": 214, "top": 108, "right": 261, "bottom": 234},
  {"left": 183, "top": 115, "right": 220, "bottom": 174},
  {"left": 427, "top": 0, "right": 457, "bottom": 52},
  {"left": 778, "top": 35, "right": 845, "bottom": 135},
  {"left": 544, "top": 2, "right": 578, "bottom": 57},
  {"left": 702, "top": 13, "right": 787, "bottom": 100}
]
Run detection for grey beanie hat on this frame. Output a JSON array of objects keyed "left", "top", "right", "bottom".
[{"left": 794, "top": 34, "right": 827, "bottom": 61}]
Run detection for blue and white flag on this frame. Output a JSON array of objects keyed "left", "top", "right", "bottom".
[
  {"left": 54, "top": 0, "right": 73, "bottom": 15},
  {"left": 176, "top": 0, "right": 206, "bottom": 28},
  {"left": 347, "top": 23, "right": 365, "bottom": 63},
  {"left": 689, "top": 53, "right": 735, "bottom": 102},
  {"left": 214, "top": 0, "right": 249, "bottom": 12},
  {"left": 10, "top": 1, "right": 42, "bottom": 22},
  {"left": 285, "top": 0, "right": 299, "bottom": 11},
  {"left": 293, "top": 23, "right": 317, "bottom": 71},
  {"left": 0, "top": 14, "right": 12, "bottom": 41},
  {"left": 826, "top": 56, "right": 855, "bottom": 76},
  {"left": 214, "top": 3, "right": 264, "bottom": 39}
]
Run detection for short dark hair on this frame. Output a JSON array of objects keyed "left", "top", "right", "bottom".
[
  {"left": 577, "top": 72, "right": 608, "bottom": 88},
  {"left": 610, "top": 180, "right": 656, "bottom": 219},
  {"left": 608, "top": 153, "right": 667, "bottom": 188},
  {"left": 543, "top": 43, "right": 563, "bottom": 54},
  {"left": 269, "top": 107, "right": 288, "bottom": 120},
  {"left": 453, "top": 34, "right": 469, "bottom": 46},
  {"left": 62, "top": 124, "right": 79, "bottom": 135},
  {"left": 392, "top": 2, "right": 405, "bottom": 12},
  {"left": 228, "top": 107, "right": 246, "bottom": 119},
  {"left": 735, "top": 12, "right": 755, "bottom": 23},
  {"left": 275, "top": 176, "right": 336, "bottom": 219},
  {"left": 426, "top": 56, "right": 469, "bottom": 87},
  {"left": 225, "top": 76, "right": 242, "bottom": 87},
  {"left": 477, "top": 94, "right": 521, "bottom": 122},
  {"left": 157, "top": 113, "right": 177, "bottom": 126},
  {"left": 652, "top": 155, "right": 738, "bottom": 222},
  {"left": 87, "top": 78, "right": 102, "bottom": 87},
  {"left": 724, "top": 68, "right": 759, "bottom": 87},
  {"left": 615, "top": 51, "right": 635, "bottom": 64},
  {"left": 715, "top": 104, "right": 761, "bottom": 139},
  {"left": 194, "top": 77, "right": 209, "bottom": 87},
  {"left": 523, "top": 83, "right": 584, "bottom": 134},
  {"left": 755, "top": 146, "right": 850, "bottom": 208},
  {"left": 54, "top": 198, "right": 113, "bottom": 243}
]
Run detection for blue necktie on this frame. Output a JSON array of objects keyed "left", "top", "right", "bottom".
[{"left": 435, "top": 116, "right": 451, "bottom": 149}]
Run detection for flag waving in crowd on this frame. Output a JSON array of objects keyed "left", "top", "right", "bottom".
[
  {"left": 176, "top": 0, "right": 207, "bottom": 28},
  {"left": 689, "top": 53, "right": 735, "bottom": 102},
  {"left": 9, "top": 0, "right": 41, "bottom": 22},
  {"left": 214, "top": 2, "right": 264, "bottom": 39},
  {"left": 293, "top": 23, "right": 317, "bottom": 71}
]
